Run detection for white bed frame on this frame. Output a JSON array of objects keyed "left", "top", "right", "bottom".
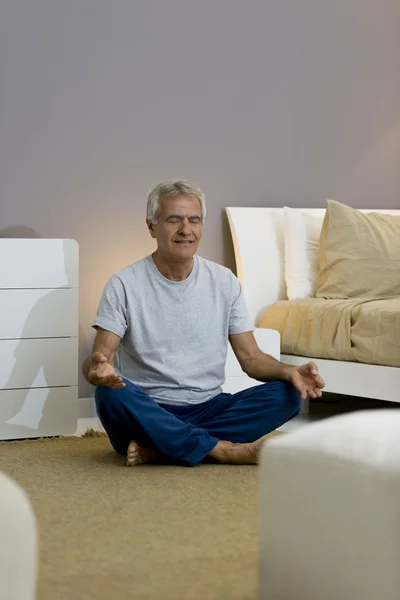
[{"left": 226, "top": 207, "right": 400, "bottom": 404}]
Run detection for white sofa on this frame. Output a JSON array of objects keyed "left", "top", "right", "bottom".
[{"left": 225, "top": 206, "right": 400, "bottom": 405}]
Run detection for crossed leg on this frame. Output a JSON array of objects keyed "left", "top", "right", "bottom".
[{"left": 95, "top": 379, "right": 301, "bottom": 467}]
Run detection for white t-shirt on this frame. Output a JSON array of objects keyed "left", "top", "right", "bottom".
[{"left": 92, "top": 254, "right": 253, "bottom": 405}]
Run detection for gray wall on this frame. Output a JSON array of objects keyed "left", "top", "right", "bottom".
[{"left": 1, "top": 0, "right": 399, "bottom": 397}]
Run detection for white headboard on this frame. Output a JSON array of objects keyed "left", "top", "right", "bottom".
[{"left": 225, "top": 207, "right": 400, "bottom": 326}]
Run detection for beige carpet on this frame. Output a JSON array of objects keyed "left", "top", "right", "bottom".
[{"left": 0, "top": 432, "right": 276, "bottom": 600}]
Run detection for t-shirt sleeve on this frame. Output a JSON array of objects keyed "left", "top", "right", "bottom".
[
  {"left": 229, "top": 274, "right": 254, "bottom": 335},
  {"left": 91, "top": 274, "right": 128, "bottom": 339}
]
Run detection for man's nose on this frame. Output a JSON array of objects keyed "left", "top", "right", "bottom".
[{"left": 178, "top": 220, "right": 191, "bottom": 235}]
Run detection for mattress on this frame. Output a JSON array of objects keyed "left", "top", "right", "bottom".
[{"left": 258, "top": 297, "right": 400, "bottom": 367}]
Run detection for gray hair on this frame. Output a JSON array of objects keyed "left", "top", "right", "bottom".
[{"left": 147, "top": 179, "right": 206, "bottom": 224}]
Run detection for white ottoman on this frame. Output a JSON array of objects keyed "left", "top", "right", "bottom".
[
  {"left": 259, "top": 410, "right": 400, "bottom": 600},
  {"left": 0, "top": 472, "right": 38, "bottom": 600}
]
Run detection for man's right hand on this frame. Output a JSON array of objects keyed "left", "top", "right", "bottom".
[{"left": 87, "top": 352, "right": 126, "bottom": 389}]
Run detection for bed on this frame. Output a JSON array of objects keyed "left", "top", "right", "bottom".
[{"left": 225, "top": 207, "right": 400, "bottom": 405}]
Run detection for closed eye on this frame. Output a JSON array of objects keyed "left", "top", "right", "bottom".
[{"left": 166, "top": 215, "right": 202, "bottom": 224}]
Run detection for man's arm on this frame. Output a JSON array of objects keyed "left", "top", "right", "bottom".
[
  {"left": 229, "top": 331, "right": 293, "bottom": 382},
  {"left": 229, "top": 331, "right": 325, "bottom": 400},
  {"left": 83, "top": 328, "right": 125, "bottom": 389}
]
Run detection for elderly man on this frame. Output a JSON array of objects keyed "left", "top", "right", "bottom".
[{"left": 83, "top": 180, "right": 324, "bottom": 467}]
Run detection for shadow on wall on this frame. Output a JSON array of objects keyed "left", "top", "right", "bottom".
[
  {"left": 0, "top": 229, "right": 78, "bottom": 438},
  {"left": 0, "top": 226, "right": 109, "bottom": 407},
  {"left": 0, "top": 226, "right": 42, "bottom": 238}
]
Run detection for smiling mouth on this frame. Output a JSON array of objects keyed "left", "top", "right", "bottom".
[{"left": 174, "top": 240, "right": 194, "bottom": 244}]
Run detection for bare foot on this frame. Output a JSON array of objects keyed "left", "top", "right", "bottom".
[
  {"left": 207, "top": 437, "right": 267, "bottom": 465},
  {"left": 126, "top": 440, "right": 159, "bottom": 467}
]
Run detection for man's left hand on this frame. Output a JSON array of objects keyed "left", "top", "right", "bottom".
[{"left": 288, "top": 362, "right": 325, "bottom": 401}]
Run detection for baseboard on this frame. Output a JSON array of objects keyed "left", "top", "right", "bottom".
[{"left": 78, "top": 396, "right": 96, "bottom": 419}]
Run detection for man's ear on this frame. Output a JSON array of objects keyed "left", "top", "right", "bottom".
[{"left": 146, "top": 219, "right": 156, "bottom": 239}]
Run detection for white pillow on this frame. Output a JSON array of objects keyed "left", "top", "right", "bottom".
[{"left": 284, "top": 207, "right": 324, "bottom": 300}]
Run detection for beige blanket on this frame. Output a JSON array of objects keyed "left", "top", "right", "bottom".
[{"left": 258, "top": 297, "right": 400, "bottom": 367}]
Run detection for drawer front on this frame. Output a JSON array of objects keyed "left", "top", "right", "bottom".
[
  {"left": 0, "top": 386, "right": 77, "bottom": 439},
  {"left": 0, "top": 288, "right": 78, "bottom": 338},
  {"left": 0, "top": 239, "right": 78, "bottom": 288},
  {"left": 0, "top": 338, "right": 78, "bottom": 389}
]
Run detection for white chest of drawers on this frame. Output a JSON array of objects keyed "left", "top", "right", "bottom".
[{"left": 0, "top": 239, "right": 79, "bottom": 439}]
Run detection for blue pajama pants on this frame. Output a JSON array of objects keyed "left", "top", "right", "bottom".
[{"left": 95, "top": 379, "right": 301, "bottom": 467}]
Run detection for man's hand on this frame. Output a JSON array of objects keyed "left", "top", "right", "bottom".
[
  {"left": 87, "top": 352, "right": 126, "bottom": 389},
  {"left": 288, "top": 362, "right": 325, "bottom": 401}
]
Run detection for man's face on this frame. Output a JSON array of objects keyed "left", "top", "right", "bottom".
[{"left": 147, "top": 195, "right": 203, "bottom": 260}]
